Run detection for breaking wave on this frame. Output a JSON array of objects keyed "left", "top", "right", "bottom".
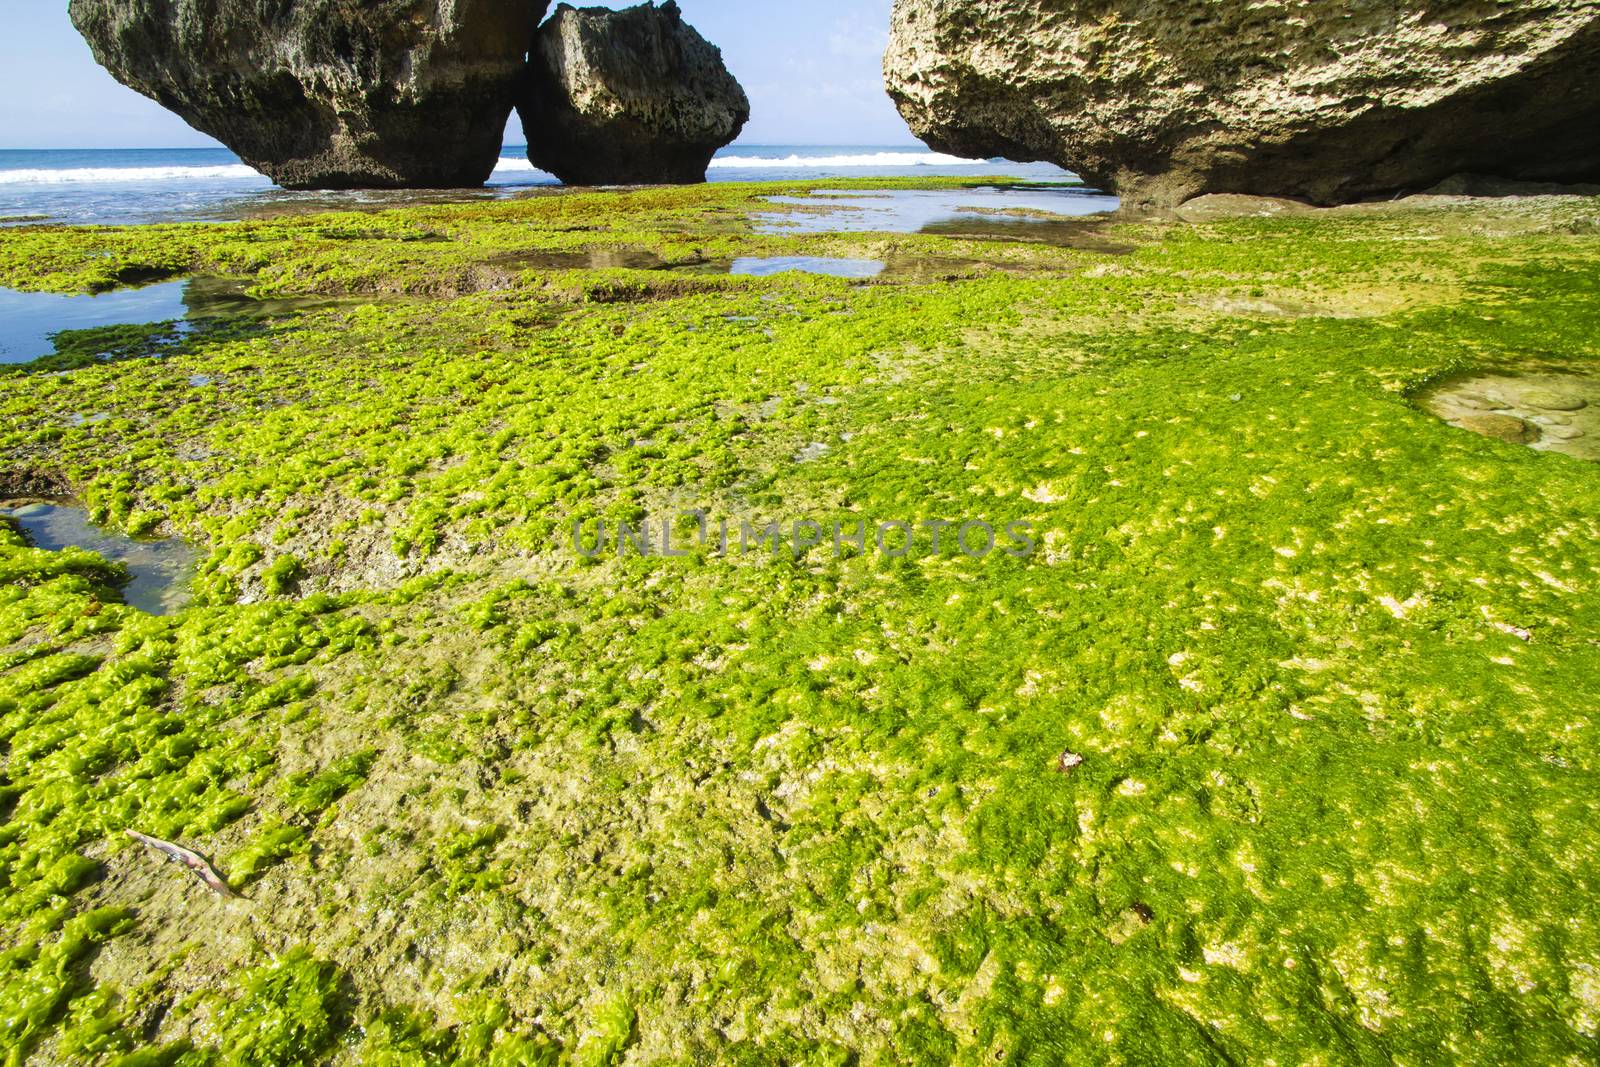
[
  {"left": 0, "top": 164, "right": 265, "bottom": 185},
  {"left": 0, "top": 151, "right": 993, "bottom": 187},
  {"left": 488, "top": 158, "right": 544, "bottom": 174},
  {"left": 490, "top": 152, "right": 989, "bottom": 174}
]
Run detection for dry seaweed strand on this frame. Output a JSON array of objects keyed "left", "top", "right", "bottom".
[{"left": 125, "top": 829, "right": 239, "bottom": 898}]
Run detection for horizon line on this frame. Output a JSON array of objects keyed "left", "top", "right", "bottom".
[{"left": 0, "top": 142, "right": 934, "bottom": 153}]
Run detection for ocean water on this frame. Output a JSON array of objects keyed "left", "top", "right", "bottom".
[{"left": 0, "top": 145, "right": 1076, "bottom": 227}]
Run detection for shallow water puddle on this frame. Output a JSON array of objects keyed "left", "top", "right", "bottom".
[
  {"left": 754, "top": 185, "right": 1118, "bottom": 236},
  {"left": 1, "top": 500, "right": 199, "bottom": 614},
  {"left": 1, "top": 276, "right": 371, "bottom": 367},
  {"left": 1419, "top": 370, "right": 1599, "bottom": 461},
  {"left": 728, "top": 256, "right": 886, "bottom": 278},
  {"left": 0, "top": 279, "right": 190, "bottom": 363},
  {"left": 704, "top": 255, "right": 896, "bottom": 279}
]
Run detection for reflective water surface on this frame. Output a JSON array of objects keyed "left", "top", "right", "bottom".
[
  {"left": 754, "top": 186, "right": 1118, "bottom": 236},
  {"left": 0, "top": 281, "right": 191, "bottom": 364},
  {"left": 1, "top": 500, "right": 199, "bottom": 614},
  {"left": 1, "top": 277, "right": 368, "bottom": 367}
]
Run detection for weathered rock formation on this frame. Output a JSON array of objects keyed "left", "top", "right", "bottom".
[
  {"left": 69, "top": 0, "right": 548, "bottom": 189},
  {"left": 518, "top": 1, "right": 749, "bottom": 185},
  {"left": 884, "top": 1, "right": 1600, "bottom": 208}
]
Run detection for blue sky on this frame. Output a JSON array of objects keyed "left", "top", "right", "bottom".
[{"left": 0, "top": 0, "right": 916, "bottom": 149}]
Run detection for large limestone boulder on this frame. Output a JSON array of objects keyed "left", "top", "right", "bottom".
[
  {"left": 883, "top": 1, "right": 1600, "bottom": 208},
  {"left": 69, "top": 0, "right": 547, "bottom": 189},
  {"left": 518, "top": 1, "right": 749, "bottom": 185}
]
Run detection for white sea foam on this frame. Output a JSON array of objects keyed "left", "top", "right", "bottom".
[
  {"left": 489, "top": 158, "right": 544, "bottom": 173},
  {"left": 709, "top": 151, "right": 987, "bottom": 168},
  {"left": 0, "top": 160, "right": 551, "bottom": 186},
  {"left": 0, "top": 152, "right": 989, "bottom": 187},
  {"left": 0, "top": 164, "right": 265, "bottom": 185},
  {"left": 490, "top": 152, "right": 988, "bottom": 174}
]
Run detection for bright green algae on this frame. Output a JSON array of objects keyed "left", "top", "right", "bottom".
[{"left": 0, "top": 185, "right": 1598, "bottom": 1064}]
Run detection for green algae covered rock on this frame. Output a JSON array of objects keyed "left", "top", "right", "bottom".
[
  {"left": 2, "top": 181, "right": 1600, "bottom": 1063},
  {"left": 1522, "top": 389, "right": 1589, "bottom": 411},
  {"left": 1456, "top": 413, "right": 1541, "bottom": 443}
]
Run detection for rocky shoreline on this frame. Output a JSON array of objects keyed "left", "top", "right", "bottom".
[
  {"left": 9, "top": 6, "right": 1600, "bottom": 1061},
  {"left": 2, "top": 177, "right": 1598, "bottom": 1064}
]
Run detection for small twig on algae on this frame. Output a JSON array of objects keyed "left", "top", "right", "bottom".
[{"left": 125, "top": 829, "right": 239, "bottom": 898}]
